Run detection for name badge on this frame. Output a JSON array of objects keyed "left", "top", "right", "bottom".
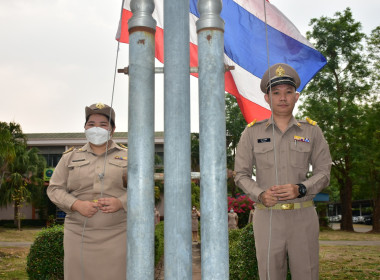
[{"left": 258, "top": 138, "right": 271, "bottom": 143}]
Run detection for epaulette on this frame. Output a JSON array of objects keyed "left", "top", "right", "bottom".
[
  {"left": 306, "top": 117, "right": 317, "bottom": 126},
  {"left": 63, "top": 146, "right": 74, "bottom": 154},
  {"left": 247, "top": 119, "right": 257, "bottom": 128},
  {"left": 118, "top": 143, "right": 128, "bottom": 149}
]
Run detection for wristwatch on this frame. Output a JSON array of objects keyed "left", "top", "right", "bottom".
[{"left": 296, "top": 184, "right": 307, "bottom": 198}]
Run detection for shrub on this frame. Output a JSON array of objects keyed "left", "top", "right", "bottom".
[
  {"left": 229, "top": 223, "right": 291, "bottom": 279},
  {"left": 155, "top": 221, "right": 164, "bottom": 265},
  {"left": 26, "top": 223, "right": 165, "bottom": 279},
  {"left": 27, "top": 225, "right": 64, "bottom": 280},
  {"left": 229, "top": 223, "right": 258, "bottom": 279}
]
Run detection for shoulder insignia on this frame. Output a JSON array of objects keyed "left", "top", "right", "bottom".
[
  {"left": 63, "top": 146, "right": 74, "bottom": 154},
  {"left": 118, "top": 143, "right": 128, "bottom": 149},
  {"left": 247, "top": 119, "right": 257, "bottom": 128},
  {"left": 306, "top": 117, "right": 317, "bottom": 126},
  {"left": 297, "top": 122, "right": 301, "bottom": 127}
]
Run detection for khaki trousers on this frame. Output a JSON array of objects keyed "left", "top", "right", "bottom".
[{"left": 252, "top": 206, "right": 319, "bottom": 280}]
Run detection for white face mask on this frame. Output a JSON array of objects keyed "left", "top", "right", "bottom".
[{"left": 85, "top": 127, "right": 111, "bottom": 145}]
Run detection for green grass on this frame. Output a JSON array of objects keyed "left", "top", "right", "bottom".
[
  {"left": 0, "top": 227, "right": 41, "bottom": 242},
  {"left": 0, "top": 226, "right": 379, "bottom": 279},
  {"left": 320, "top": 246, "right": 380, "bottom": 279},
  {"left": 0, "top": 227, "right": 43, "bottom": 280},
  {"left": 0, "top": 247, "right": 29, "bottom": 279},
  {"left": 319, "top": 228, "right": 380, "bottom": 241}
]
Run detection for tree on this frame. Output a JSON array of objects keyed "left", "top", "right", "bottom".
[
  {"left": 355, "top": 102, "right": 380, "bottom": 232},
  {"left": 225, "top": 94, "right": 247, "bottom": 197},
  {"left": 365, "top": 26, "right": 380, "bottom": 232},
  {"left": 0, "top": 122, "right": 25, "bottom": 189},
  {"left": 367, "top": 26, "right": 380, "bottom": 92},
  {"left": 191, "top": 133, "right": 200, "bottom": 172},
  {"left": 300, "top": 8, "right": 372, "bottom": 231},
  {"left": 0, "top": 122, "right": 46, "bottom": 230}
]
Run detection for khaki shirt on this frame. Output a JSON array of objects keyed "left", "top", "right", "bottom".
[
  {"left": 234, "top": 116, "right": 332, "bottom": 203},
  {"left": 47, "top": 140, "right": 128, "bottom": 213}
]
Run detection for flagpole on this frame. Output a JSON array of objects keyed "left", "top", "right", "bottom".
[
  {"left": 197, "top": 0, "right": 229, "bottom": 279},
  {"left": 163, "top": 0, "right": 192, "bottom": 279},
  {"left": 126, "top": 0, "right": 156, "bottom": 279}
]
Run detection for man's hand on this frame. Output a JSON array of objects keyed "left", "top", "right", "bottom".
[
  {"left": 271, "top": 184, "right": 299, "bottom": 201},
  {"left": 71, "top": 200, "right": 98, "bottom": 218},
  {"left": 259, "top": 189, "right": 278, "bottom": 207},
  {"left": 97, "top": 197, "right": 123, "bottom": 213}
]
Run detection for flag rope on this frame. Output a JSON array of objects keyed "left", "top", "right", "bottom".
[
  {"left": 79, "top": 2, "right": 124, "bottom": 279},
  {"left": 263, "top": 0, "right": 278, "bottom": 279}
]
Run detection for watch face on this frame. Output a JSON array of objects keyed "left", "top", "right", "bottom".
[{"left": 298, "top": 184, "right": 306, "bottom": 197}]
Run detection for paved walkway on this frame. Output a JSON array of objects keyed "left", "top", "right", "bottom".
[
  {"left": 0, "top": 241, "right": 32, "bottom": 247},
  {"left": 155, "top": 242, "right": 201, "bottom": 280},
  {"left": 319, "top": 240, "right": 380, "bottom": 246}
]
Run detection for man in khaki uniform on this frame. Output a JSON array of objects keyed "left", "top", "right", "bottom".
[
  {"left": 47, "top": 103, "right": 128, "bottom": 280},
  {"left": 234, "top": 63, "right": 332, "bottom": 280}
]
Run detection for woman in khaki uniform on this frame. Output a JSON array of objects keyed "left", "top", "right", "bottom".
[
  {"left": 191, "top": 206, "right": 201, "bottom": 242},
  {"left": 228, "top": 209, "right": 239, "bottom": 229},
  {"left": 47, "top": 103, "right": 128, "bottom": 280}
]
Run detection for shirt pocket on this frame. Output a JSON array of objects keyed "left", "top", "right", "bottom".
[
  {"left": 108, "top": 159, "right": 128, "bottom": 188},
  {"left": 253, "top": 142, "right": 274, "bottom": 169},
  {"left": 289, "top": 141, "right": 311, "bottom": 169},
  {"left": 67, "top": 160, "right": 90, "bottom": 191}
]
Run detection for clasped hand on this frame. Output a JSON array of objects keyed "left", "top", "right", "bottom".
[
  {"left": 260, "top": 184, "right": 299, "bottom": 207},
  {"left": 71, "top": 197, "right": 122, "bottom": 217}
]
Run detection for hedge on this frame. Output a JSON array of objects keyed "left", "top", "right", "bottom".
[
  {"left": 229, "top": 223, "right": 258, "bottom": 279},
  {"left": 27, "top": 223, "right": 165, "bottom": 279},
  {"left": 229, "top": 223, "right": 291, "bottom": 279},
  {"left": 27, "top": 225, "right": 64, "bottom": 280},
  {"left": 154, "top": 221, "right": 164, "bottom": 265}
]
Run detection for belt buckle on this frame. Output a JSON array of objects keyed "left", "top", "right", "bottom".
[{"left": 281, "top": 203, "right": 294, "bottom": 210}]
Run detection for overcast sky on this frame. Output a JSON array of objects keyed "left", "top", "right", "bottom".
[{"left": 0, "top": 0, "right": 378, "bottom": 133}]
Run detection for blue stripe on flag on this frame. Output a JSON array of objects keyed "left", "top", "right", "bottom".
[{"left": 190, "top": 0, "right": 326, "bottom": 91}]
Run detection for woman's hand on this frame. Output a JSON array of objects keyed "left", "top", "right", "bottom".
[
  {"left": 97, "top": 197, "right": 123, "bottom": 213},
  {"left": 71, "top": 200, "right": 98, "bottom": 218}
]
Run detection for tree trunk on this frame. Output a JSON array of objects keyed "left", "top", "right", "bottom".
[
  {"left": 14, "top": 202, "right": 22, "bottom": 230},
  {"left": 372, "top": 195, "right": 380, "bottom": 233},
  {"left": 14, "top": 204, "right": 17, "bottom": 227},
  {"left": 340, "top": 177, "right": 354, "bottom": 231}
]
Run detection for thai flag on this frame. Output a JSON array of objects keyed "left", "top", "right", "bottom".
[{"left": 116, "top": 0, "right": 326, "bottom": 123}]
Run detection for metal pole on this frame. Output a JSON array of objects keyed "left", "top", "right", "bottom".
[
  {"left": 197, "top": 0, "right": 229, "bottom": 279},
  {"left": 127, "top": 0, "right": 156, "bottom": 279},
  {"left": 164, "top": 0, "right": 192, "bottom": 279}
]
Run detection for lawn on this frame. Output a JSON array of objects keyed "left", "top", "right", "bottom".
[
  {"left": 0, "top": 227, "right": 41, "bottom": 279},
  {"left": 0, "top": 225, "right": 379, "bottom": 279}
]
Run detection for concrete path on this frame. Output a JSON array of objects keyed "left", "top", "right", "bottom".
[
  {"left": 155, "top": 242, "right": 201, "bottom": 280},
  {"left": 319, "top": 240, "right": 380, "bottom": 246},
  {"left": 0, "top": 241, "right": 32, "bottom": 247}
]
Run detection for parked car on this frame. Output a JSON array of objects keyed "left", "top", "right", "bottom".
[
  {"left": 352, "top": 216, "right": 359, "bottom": 223},
  {"left": 329, "top": 215, "right": 341, "bottom": 222},
  {"left": 363, "top": 215, "right": 373, "bottom": 225}
]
